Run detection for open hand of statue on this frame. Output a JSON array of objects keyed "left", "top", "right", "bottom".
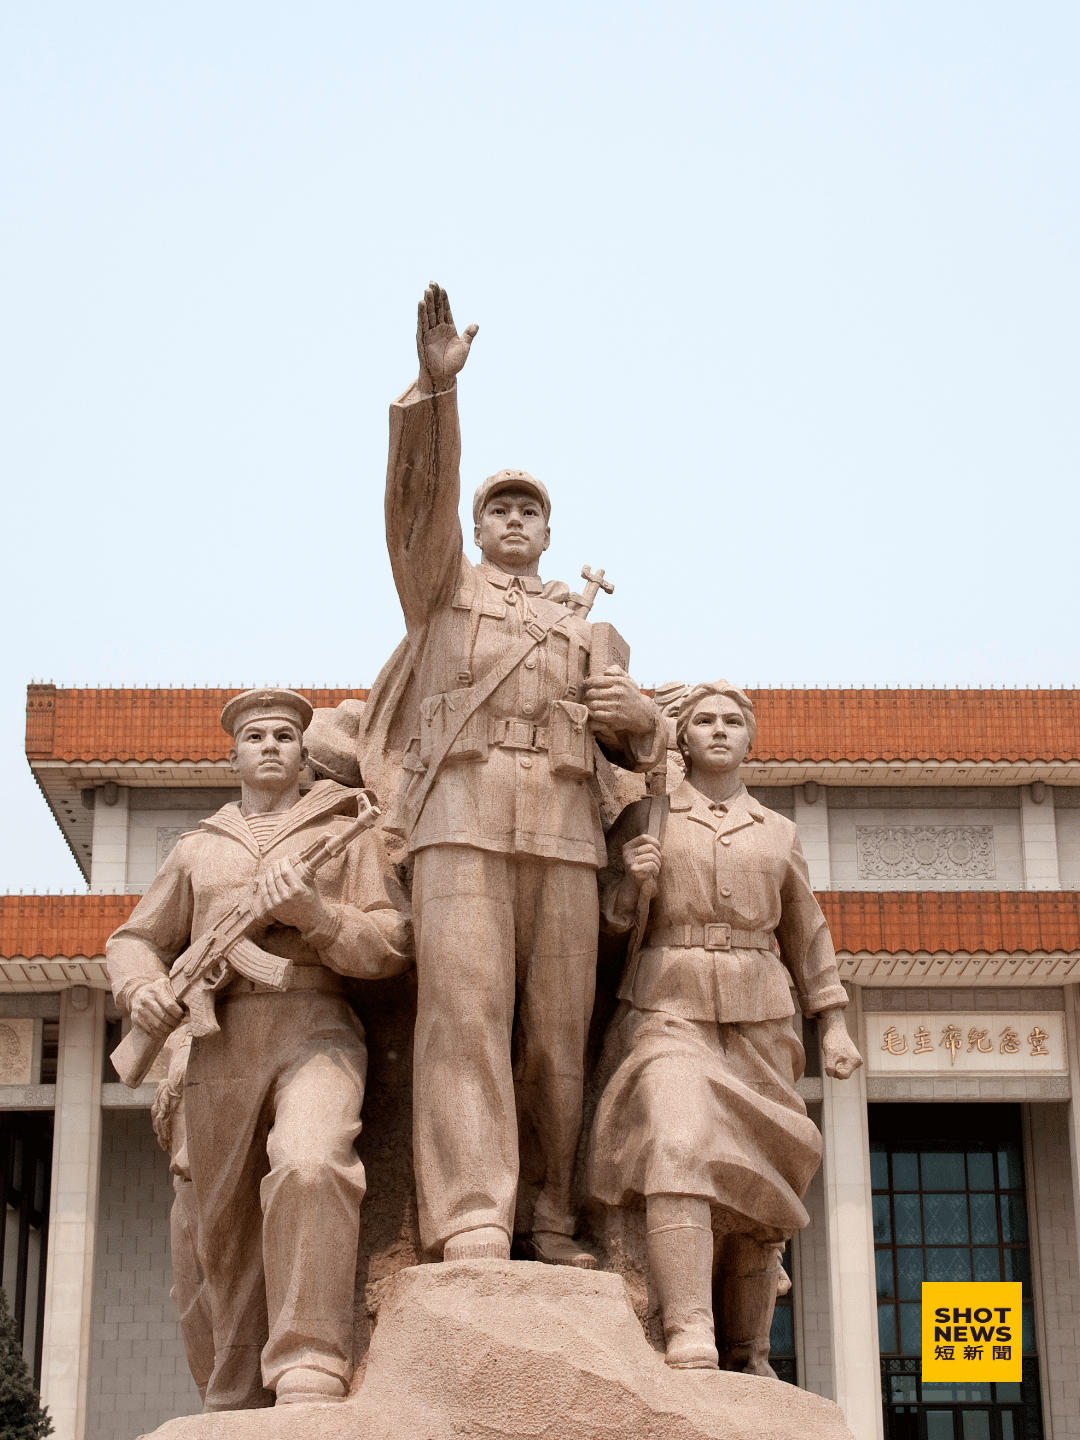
[
  {"left": 623, "top": 835, "right": 662, "bottom": 889},
  {"left": 252, "top": 858, "right": 334, "bottom": 936},
  {"left": 585, "top": 667, "right": 658, "bottom": 739},
  {"left": 416, "top": 281, "right": 479, "bottom": 394},
  {"left": 819, "top": 1007, "right": 864, "bottom": 1080},
  {"left": 131, "top": 976, "right": 184, "bottom": 1041}
]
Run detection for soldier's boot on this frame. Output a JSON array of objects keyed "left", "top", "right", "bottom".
[
  {"left": 443, "top": 1225, "right": 512, "bottom": 1261},
  {"left": 718, "top": 1236, "right": 783, "bottom": 1379},
  {"left": 275, "top": 1368, "right": 347, "bottom": 1405},
  {"left": 646, "top": 1193, "right": 719, "bottom": 1370},
  {"left": 529, "top": 1230, "right": 598, "bottom": 1269}
]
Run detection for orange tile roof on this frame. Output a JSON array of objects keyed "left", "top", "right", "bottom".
[
  {"left": 26, "top": 685, "right": 1080, "bottom": 765},
  {"left": 0, "top": 894, "right": 140, "bottom": 958},
  {"left": 26, "top": 685, "right": 369, "bottom": 763},
  {"left": 818, "top": 891, "right": 1080, "bottom": 954},
  {"left": 744, "top": 688, "right": 1080, "bottom": 763},
  {"left": 2, "top": 892, "right": 1077, "bottom": 961}
]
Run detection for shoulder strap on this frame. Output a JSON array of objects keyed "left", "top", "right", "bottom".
[{"left": 402, "top": 607, "right": 567, "bottom": 835}]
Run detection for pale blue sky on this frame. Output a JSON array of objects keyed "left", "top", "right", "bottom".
[{"left": 2, "top": 2, "right": 1077, "bottom": 888}]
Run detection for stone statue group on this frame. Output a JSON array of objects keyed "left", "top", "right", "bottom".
[{"left": 106, "top": 284, "right": 863, "bottom": 1413}]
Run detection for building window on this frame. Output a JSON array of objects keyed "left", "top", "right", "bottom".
[
  {"left": 39, "top": 1022, "right": 58, "bottom": 1086},
  {"left": 870, "top": 1104, "right": 1043, "bottom": 1440},
  {"left": 769, "top": 1243, "right": 796, "bottom": 1384},
  {"left": 0, "top": 1113, "right": 53, "bottom": 1385}
]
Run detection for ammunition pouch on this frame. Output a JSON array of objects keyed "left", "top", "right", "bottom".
[
  {"left": 419, "top": 688, "right": 489, "bottom": 767},
  {"left": 411, "top": 697, "right": 594, "bottom": 779},
  {"left": 548, "top": 700, "right": 592, "bottom": 779}
]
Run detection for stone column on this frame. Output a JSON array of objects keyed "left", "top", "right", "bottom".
[
  {"left": 1020, "top": 784, "right": 1059, "bottom": 890},
  {"left": 1065, "top": 985, "right": 1080, "bottom": 1292},
  {"left": 820, "top": 986, "right": 883, "bottom": 1440},
  {"left": 39, "top": 987, "right": 105, "bottom": 1440},
  {"left": 793, "top": 1110, "right": 836, "bottom": 1399},
  {"left": 90, "top": 784, "right": 129, "bottom": 893},
  {"left": 795, "top": 783, "right": 831, "bottom": 890}
]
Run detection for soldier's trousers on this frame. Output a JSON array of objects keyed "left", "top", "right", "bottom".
[
  {"left": 412, "top": 844, "right": 599, "bottom": 1253},
  {"left": 162, "top": 1073, "right": 215, "bottom": 1401},
  {"left": 170, "top": 1175, "right": 213, "bottom": 1400},
  {"left": 184, "top": 990, "right": 367, "bottom": 1411}
]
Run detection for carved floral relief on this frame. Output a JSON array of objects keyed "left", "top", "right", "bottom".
[{"left": 856, "top": 825, "right": 995, "bottom": 880}]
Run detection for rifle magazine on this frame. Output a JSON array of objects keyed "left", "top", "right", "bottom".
[{"left": 228, "top": 937, "right": 294, "bottom": 991}]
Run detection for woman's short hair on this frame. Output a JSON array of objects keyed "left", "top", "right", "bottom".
[{"left": 675, "top": 680, "right": 757, "bottom": 763}]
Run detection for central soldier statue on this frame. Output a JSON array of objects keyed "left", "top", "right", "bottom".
[{"left": 375, "top": 282, "right": 664, "bottom": 1267}]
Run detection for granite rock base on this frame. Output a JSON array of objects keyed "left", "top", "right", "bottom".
[{"left": 139, "top": 1259, "right": 855, "bottom": 1440}]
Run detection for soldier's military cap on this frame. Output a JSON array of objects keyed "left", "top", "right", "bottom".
[
  {"left": 220, "top": 687, "right": 314, "bottom": 739},
  {"left": 472, "top": 469, "right": 551, "bottom": 525}
]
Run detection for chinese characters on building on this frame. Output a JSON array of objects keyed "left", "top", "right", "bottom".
[{"left": 880, "top": 1021, "right": 1052, "bottom": 1067}]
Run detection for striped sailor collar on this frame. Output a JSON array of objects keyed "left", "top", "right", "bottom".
[{"left": 199, "top": 779, "right": 361, "bottom": 858}]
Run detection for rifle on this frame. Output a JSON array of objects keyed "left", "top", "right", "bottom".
[
  {"left": 620, "top": 770, "right": 668, "bottom": 999},
  {"left": 111, "top": 790, "right": 381, "bottom": 1089}
]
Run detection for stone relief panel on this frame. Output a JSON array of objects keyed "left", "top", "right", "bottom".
[
  {"left": 856, "top": 824, "right": 995, "bottom": 881},
  {"left": 156, "top": 827, "right": 187, "bottom": 871},
  {"left": 0, "top": 1018, "right": 35, "bottom": 1086}
]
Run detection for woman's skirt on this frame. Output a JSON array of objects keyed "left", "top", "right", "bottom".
[{"left": 587, "top": 1006, "right": 822, "bottom": 1242}]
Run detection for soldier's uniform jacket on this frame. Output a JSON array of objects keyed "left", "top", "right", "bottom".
[
  {"left": 600, "top": 779, "right": 848, "bottom": 1024},
  {"left": 384, "top": 382, "right": 663, "bottom": 865},
  {"left": 106, "top": 780, "right": 411, "bottom": 1012}
]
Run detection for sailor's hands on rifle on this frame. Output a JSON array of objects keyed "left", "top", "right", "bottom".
[
  {"left": 130, "top": 977, "right": 184, "bottom": 1042},
  {"left": 416, "top": 282, "right": 478, "bottom": 395},
  {"left": 252, "top": 858, "right": 335, "bottom": 936},
  {"left": 585, "top": 666, "right": 658, "bottom": 739},
  {"left": 623, "top": 835, "right": 663, "bottom": 889}
]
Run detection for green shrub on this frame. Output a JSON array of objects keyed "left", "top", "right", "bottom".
[{"left": 0, "top": 1289, "right": 51, "bottom": 1440}]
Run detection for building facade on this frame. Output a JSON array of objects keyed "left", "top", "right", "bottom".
[{"left": 4, "top": 682, "right": 1080, "bottom": 1440}]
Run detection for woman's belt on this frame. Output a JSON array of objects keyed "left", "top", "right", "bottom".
[{"left": 648, "top": 923, "right": 776, "bottom": 953}]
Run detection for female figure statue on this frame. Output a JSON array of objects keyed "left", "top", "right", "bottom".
[{"left": 587, "top": 681, "right": 862, "bottom": 1374}]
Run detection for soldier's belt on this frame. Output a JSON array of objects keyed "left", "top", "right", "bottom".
[
  {"left": 648, "top": 923, "right": 776, "bottom": 953},
  {"left": 223, "top": 966, "right": 345, "bottom": 997},
  {"left": 490, "top": 718, "right": 551, "bottom": 751}
]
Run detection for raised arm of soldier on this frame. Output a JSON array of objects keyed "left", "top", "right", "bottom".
[
  {"left": 415, "top": 282, "right": 655, "bottom": 747},
  {"left": 385, "top": 283, "right": 479, "bottom": 632}
]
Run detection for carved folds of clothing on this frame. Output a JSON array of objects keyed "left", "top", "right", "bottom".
[
  {"left": 588, "top": 780, "right": 848, "bottom": 1240},
  {"left": 106, "top": 781, "right": 410, "bottom": 1008},
  {"left": 405, "top": 561, "right": 621, "bottom": 864},
  {"left": 384, "top": 384, "right": 664, "bottom": 866},
  {"left": 104, "top": 782, "right": 411, "bottom": 1410},
  {"left": 382, "top": 381, "right": 663, "bottom": 1253}
]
